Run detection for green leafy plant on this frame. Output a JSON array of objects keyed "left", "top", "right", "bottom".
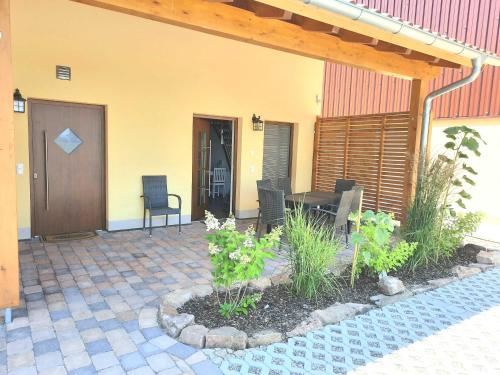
[
  {"left": 438, "top": 212, "right": 483, "bottom": 257},
  {"left": 404, "top": 157, "right": 454, "bottom": 269},
  {"left": 205, "top": 211, "right": 279, "bottom": 318},
  {"left": 350, "top": 210, "right": 416, "bottom": 281},
  {"left": 404, "top": 126, "right": 485, "bottom": 270},
  {"left": 441, "top": 125, "right": 486, "bottom": 212},
  {"left": 285, "top": 206, "right": 341, "bottom": 300},
  {"left": 219, "top": 293, "right": 263, "bottom": 318}
]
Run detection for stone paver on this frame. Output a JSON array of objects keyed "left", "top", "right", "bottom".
[
  {"left": 5, "top": 220, "right": 494, "bottom": 375},
  {"left": 219, "top": 268, "right": 500, "bottom": 374},
  {"left": 2, "top": 222, "right": 277, "bottom": 375}
]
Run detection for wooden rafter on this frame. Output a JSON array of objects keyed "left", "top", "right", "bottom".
[
  {"left": 430, "top": 60, "right": 461, "bottom": 69},
  {"left": 373, "top": 40, "right": 408, "bottom": 54},
  {"left": 252, "top": 2, "right": 292, "bottom": 19},
  {"left": 337, "top": 29, "right": 377, "bottom": 45},
  {"left": 402, "top": 50, "right": 440, "bottom": 63},
  {"left": 291, "top": 14, "right": 336, "bottom": 32},
  {"left": 71, "top": 0, "right": 440, "bottom": 79}
]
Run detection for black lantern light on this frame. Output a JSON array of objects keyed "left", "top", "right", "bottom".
[
  {"left": 13, "top": 89, "right": 26, "bottom": 113},
  {"left": 252, "top": 114, "right": 264, "bottom": 131}
]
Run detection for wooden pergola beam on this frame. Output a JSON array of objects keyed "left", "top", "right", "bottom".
[
  {"left": 0, "top": 0, "right": 20, "bottom": 309},
  {"left": 258, "top": 0, "right": 471, "bottom": 68},
  {"left": 71, "top": 0, "right": 440, "bottom": 79}
]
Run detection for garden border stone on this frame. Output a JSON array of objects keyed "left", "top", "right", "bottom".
[{"left": 157, "top": 246, "right": 499, "bottom": 350}]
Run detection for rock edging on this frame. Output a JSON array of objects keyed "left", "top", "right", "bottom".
[
  {"left": 158, "top": 247, "right": 499, "bottom": 349},
  {"left": 158, "top": 273, "right": 290, "bottom": 350}
]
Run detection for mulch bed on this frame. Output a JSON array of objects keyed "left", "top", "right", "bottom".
[{"left": 179, "top": 245, "right": 480, "bottom": 336}]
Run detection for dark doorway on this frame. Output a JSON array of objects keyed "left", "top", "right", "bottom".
[
  {"left": 29, "top": 100, "right": 106, "bottom": 236},
  {"left": 192, "top": 116, "right": 236, "bottom": 220}
]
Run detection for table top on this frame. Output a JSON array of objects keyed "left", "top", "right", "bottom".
[{"left": 285, "top": 191, "right": 341, "bottom": 207}]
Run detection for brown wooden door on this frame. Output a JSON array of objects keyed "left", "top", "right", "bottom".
[
  {"left": 191, "top": 118, "right": 211, "bottom": 220},
  {"left": 29, "top": 100, "right": 105, "bottom": 236}
]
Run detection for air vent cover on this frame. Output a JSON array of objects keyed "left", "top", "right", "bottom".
[{"left": 56, "top": 65, "right": 71, "bottom": 80}]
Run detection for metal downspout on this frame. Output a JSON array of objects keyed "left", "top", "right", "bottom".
[{"left": 418, "top": 57, "right": 484, "bottom": 182}]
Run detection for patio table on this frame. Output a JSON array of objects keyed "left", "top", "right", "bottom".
[{"left": 285, "top": 191, "right": 341, "bottom": 209}]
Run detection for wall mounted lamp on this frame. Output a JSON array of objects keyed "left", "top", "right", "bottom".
[
  {"left": 13, "top": 89, "right": 26, "bottom": 113},
  {"left": 252, "top": 114, "right": 264, "bottom": 131}
]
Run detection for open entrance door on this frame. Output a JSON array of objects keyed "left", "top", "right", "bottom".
[
  {"left": 192, "top": 118, "right": 211, "bottom": 221},
  {"left": 192, "top": 116, "right": 237, "bottom": 221}
]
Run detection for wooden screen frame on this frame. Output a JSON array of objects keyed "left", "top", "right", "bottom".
[{"left": 311, "top": 111, "right": 411, "bottom": 220}]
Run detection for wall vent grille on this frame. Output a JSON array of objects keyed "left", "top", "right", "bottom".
[{"left": 56, "top": 65, "right": 71, "bottom": 80}]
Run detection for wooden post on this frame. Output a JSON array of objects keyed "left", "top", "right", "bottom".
[
  {"left": 375, "top": 115, "right": 386, "bottom": 212},
  {"left": 403, "top": 78, "right": 429, "bottom": 219},
  {"left": 311, "top": 116, "right": 321, "bottom": 190},
  {"left": 0, "top": 0, "right": 20, "bottom": 309},
  {"left": 343, "top": 117, "right": 350, "bottom": 178},
  {"left": 350, "top": 188, "right": 363, "bottom": 287}
]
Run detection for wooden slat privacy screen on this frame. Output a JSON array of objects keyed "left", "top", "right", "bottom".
[{"left": 312, "top": 112, "right": 411, "bottom": 220}]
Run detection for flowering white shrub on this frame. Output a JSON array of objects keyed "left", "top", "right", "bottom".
[{"left": 205, "top": 211, "right": 281, "bottom": 317}]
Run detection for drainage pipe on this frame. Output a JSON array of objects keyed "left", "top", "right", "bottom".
[{"left": 418, "top": 57, "right": 484, "bottom": 181}]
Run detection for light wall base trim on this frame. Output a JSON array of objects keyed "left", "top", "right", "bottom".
[
  {"left": 18, "top": 227, "right": 31, "bottom": 240},
  {"left": 235, "top": 209, "right": 258, "bottom": 219},
  {"left": 107, "top": 214, "right": 192, "bottom": 231}
]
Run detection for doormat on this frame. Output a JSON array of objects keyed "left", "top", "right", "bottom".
[{"left": 41, "top": 231, "right": 96, "bottom": 243}]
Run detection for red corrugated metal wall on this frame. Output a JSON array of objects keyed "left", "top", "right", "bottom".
[{"left": 322, "top": 0, "right": 500, "bottom": 119}]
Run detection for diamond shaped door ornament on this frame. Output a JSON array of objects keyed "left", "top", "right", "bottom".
[{"left": 54, "top": 128, "right": 83, "bottom": 154}]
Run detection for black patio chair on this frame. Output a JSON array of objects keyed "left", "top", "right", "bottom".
[
  {"left": 327, "top": 178, "right": 357, "bottom": 211},
  {"left": 348, "top": 185, "right": 364, "bottom": 234},
  {"left": 256, "top": 179, "right": 273, "bottom": 233},
  {"left": 334, "top": 179, "right": 356, "bottom": 193},
  {"left": 311, "top": 190, "right": 354, "bottom": 243},
  {"left": 277, "top": 177, "right": 292, "bottom": 196},
  {"left": 257, "top": 188, "right": 285, "bottom": 238},
  {"left": 141, "top": 175, "right": 182, "bottom": 237}
]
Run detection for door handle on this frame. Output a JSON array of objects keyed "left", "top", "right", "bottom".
[
  {"left": 44, "top": 130, "right": 49, "bottom": 210},
  {"left": 208, "top": 139, "right": 212, "bottom": 197}
]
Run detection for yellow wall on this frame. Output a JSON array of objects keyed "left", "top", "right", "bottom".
[
  {"left": 431, "top": 118, "right": 500, "bottom": 242},
  {"left": 11, "top": 0, "right": 323, "bottom": 236}
]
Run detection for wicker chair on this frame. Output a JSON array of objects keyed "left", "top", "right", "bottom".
[
  {"left": 312, "top": 190, "right": 354, "bottom": 243},
  {"left": 257, "top": 188, "right": 285, "bottom": 238},
  {"left": 141, "top": 176, "right": 182, "bottom": 237},
  {"left": 256, "top": 179, "right": 273, "bottom": 232},
  {"left": 334, "top": 179, "right": 356, "bottom": 193},
  {"left": 277, "top": 177, "right": 292, "bottom": 196},
  {"left": 327, "top": 178, "right": 356, "bottom": 211}
]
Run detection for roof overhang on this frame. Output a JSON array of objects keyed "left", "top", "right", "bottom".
[
  {"left": 273, "top": 0, "right": 500, "bottom": 68},
  {"left": 70, "top": 0, "right": 471, "bottom": 79}
]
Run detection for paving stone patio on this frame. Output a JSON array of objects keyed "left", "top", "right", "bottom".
[
  {"left": 1, "top": 221, "right": 283, "bottom": 375},
  {"left": 2, "top": 221, "right": 498, "bottom": 375}
]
